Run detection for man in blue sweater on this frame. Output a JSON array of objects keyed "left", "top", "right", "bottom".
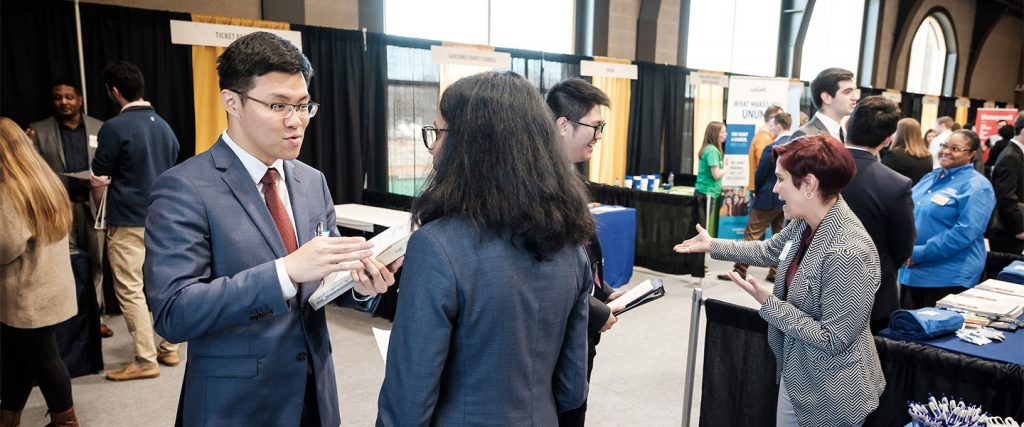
[{"left": 91, "top": 60, "right": 180, "bottom": 381}]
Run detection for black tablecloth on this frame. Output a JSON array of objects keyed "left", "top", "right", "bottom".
[{"left": 698, "top": 298, "right": 1024, "bottom": 426}]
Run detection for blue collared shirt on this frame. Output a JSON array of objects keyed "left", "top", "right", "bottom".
[{"left": 898, "top": 164, "right": 995, "bottom": 288}]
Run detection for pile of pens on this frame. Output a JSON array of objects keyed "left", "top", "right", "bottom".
[{"left": 908, "top": 395, "right": 989, "bottom": 426}]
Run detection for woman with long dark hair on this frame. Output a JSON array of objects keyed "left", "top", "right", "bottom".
[
  {"left": 0, "top": 117, "right": 78, "bottom": 426},
  {"left": 377, "top": 71, "right": 593, "bottom": 425},
  {"left": 696, "top": 121, "right": 727, "bottom": 235}
]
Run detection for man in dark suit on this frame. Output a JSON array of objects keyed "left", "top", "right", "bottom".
[
  {"left": 546, "top": 77, "right": 625, "bottom": 427},
  {"left": 988, "top": 113, "right": 1024, "bottom": 254},
  {"left": 144, "top": 32, "right": 399, "bottom": 426},
  {"left": 791, "top": 68, "right": 859, "bottom": 142},
  {"left": 841, "top": 96, "right": 915, "bottom": 333},
  {"left": 29, "top": 79, "right": 112, "bottom": 337}
]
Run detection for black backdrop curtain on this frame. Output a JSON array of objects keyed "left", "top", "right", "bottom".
[
  {"left": 0, "top": 0, "right": 81, "bottom": 128},
  {"left": 901, "top": 93, "right": 924, "bottom": 121},
  {"left": 626, "top": 62, "right": 693, "bottom": 176},
  {"left": 938, "top": 96, "right": 957, "bottom": 119},
  {"left": 78, "top": 3, "right": 195, "bottom": 162},
  {"left": 296, "top": 25, "right": 389, "bottom": 204},
  {"left": 968, "top": 99, "right": 986, "bottom": 125}
]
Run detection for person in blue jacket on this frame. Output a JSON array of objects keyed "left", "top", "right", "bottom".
[{"left": 898, "top": 129, "right": 995, "bottom": 309}]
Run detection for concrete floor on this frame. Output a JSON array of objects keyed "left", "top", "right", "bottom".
[{"left": 21, "top": 256, "right": 766, "bottom": 426}]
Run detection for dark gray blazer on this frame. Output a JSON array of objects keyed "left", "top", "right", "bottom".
[
  {"left": 377, "top": 217, "right": 591, "bottom": 426},
  {"left": 31, "top": 115, "right": 104, "bottom": 188},
  {"left": 709, "top": 197, "right": 884, "bottom": 426}
]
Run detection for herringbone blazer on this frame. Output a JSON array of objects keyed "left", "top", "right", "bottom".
[{"left": 709, "top": 197, "right": 884, "bottom": 426}]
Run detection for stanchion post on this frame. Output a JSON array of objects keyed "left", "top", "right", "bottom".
[{"left": 681, "top": 287, "right": 703, "bottom": 426}]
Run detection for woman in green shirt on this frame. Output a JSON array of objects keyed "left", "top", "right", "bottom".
[{"left": 696, "top": 121, "right": 726, "bottom": 236}]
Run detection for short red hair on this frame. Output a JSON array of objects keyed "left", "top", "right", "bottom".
[{"left": 772, "top": 134, "right": 856, "bottom": 200}]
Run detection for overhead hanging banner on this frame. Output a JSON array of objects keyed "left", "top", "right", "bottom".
[
  {"left": 430, "top": 46, "right": 511, "bottom": 68},
  {"left": 718, "top": 76, "right": 789, "bottom": 240},
  {"left": 169, "top": 20, "right": 302, "bottom": 49}
]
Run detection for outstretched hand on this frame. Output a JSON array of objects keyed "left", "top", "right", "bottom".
[
  {"left": 726, "top": 271, "right": 773, "bottom": 305},
  {"left": 672, "top": 224, "right": 712, "bottom": 254}
]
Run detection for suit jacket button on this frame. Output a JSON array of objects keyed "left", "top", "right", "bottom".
[{"left": 296, "top": 352, "right": 307, "bottom": 362}]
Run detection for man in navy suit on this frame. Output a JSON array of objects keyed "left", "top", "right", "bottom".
[
  {"left": 841, "top": 95, "right": 915, "bottom": 333},
  {"left": 144, "top": 32, "right": 399, "bottom": 426}
]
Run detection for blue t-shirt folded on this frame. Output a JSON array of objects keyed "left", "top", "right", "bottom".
[
  {"left": 888, "top": 308, "right": 964, "bottom": 340},
  {"left": 996, "top": 260, "right": 1024, "bottom": 285}
]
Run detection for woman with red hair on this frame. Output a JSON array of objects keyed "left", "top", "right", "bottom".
[{"left": 675, "top": 134, "right": 884, "bottom": 426}]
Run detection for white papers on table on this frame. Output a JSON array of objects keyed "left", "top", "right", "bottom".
[
  {"left": 589, "top": 205, "right": 628, "bottom": 214},
  {"left": 936, "top": 287, "right": 1024, "bottom": 320},
  {"left": 975, "top": 279, "right": 1024, "bottom": 298},
  {"left": 307, "top": 223, "right": 413, "bottom": 310},
  {"left": 372, "top": 327, "right": 391, "bottom": 364}
]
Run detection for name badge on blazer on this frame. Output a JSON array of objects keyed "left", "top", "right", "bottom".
[
  {"left": 930, "top": 194, "right": 951, "bottom": 205},
  {"left": 89, "top": 135, "right": 98, "bottom": 148},
  {"left": 779, "top": 240, "right": 794, "bottom": 262}
]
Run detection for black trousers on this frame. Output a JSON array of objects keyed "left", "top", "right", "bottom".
[
  {"left": 0, "top": 323, "right": 73, "bottom": 412},
  {"left": 900, "top": 285, "right": 965, "bottom": 310}
]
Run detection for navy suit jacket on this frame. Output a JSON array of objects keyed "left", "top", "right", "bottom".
[
  {"left": 840, "top": 148, "right": 915, "bottom": 323},
  {"left": 144, "top": 139, "right": 372, "bottom": 427},
  {"left": 377, "top": 216, "right": 590, "bottom": 426},
  {"left": 752, "top": 135, "right": 791, "bottom": 211}
]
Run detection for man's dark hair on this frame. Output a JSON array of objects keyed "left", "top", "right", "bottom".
[
  {"left": 414, "top": 71, "right": 595, "bottom": 260},
  {"left": 102, "top": 61, "right": 145, "bottom": 101},
  {"left": 51, "top": 78, "right": 81, "bottom": 96},
  {"left": 809, "top": 67, "right": 854, "bottom": 109},
  {"left": 845, "top": 96, "right": 901, "bottom": 149},
  {"left": 218, "top": 31, "right": 313, "bottom": 94},
  {"left": 763, "top": 105, "right": 783, "bottom": 122},
  {"left": 998, "top": 124, "right": 1015, "bottom": 141},
  {"left": 1015, "top": 111, "right": 1024, "bottom": 136},
  {"left": 773, "top": 112, "right": 792, "bottom": 130},
  {"left": 545, "top": 77, "right": 610, "bottom": 122}
]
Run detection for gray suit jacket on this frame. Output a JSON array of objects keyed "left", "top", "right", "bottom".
[
  {"left": 31, "top": 115, "right": 104, "bottom": 188},
  {"left": 377, "top": 217, "right": 590, "bottom": 426},
  {"left": 790, "top": 116, "right": 831, "bottom": 140},
  {"left": 709, "top": 197, "right": 884, "bottom": 426}
]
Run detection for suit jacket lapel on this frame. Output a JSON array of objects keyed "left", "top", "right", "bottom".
[
  {"left": 285, "top": 162, "right": 321, "bottom": 304},
  {"left": 211, "top": 139, "right": 288, "bottom": 258}
]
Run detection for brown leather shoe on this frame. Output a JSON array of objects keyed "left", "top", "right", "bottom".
[
  {"left": 99, "top": 323, "right": 114, "bottom": 338},
  {"left": 0, "top": 409, "right": 21, "bottom": 427},
  {"left": 46, "top": 407, "right": 77, "bottom": 427},
  {"left": 157, "top": 351, "right": 180, "bottom": 367},
  {"left": 105, "top": 361, "right": 160, "bottom": 381}
]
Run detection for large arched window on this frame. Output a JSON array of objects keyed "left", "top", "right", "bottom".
[
  {"left": 799, "top": 0, "right": 865, "bottom": 82},
  {"left": 906, "top": 14, "right": 955, "bottom": 96}
]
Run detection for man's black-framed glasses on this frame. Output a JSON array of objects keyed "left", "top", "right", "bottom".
[
  {"left": 230, "top": 90, "right": 319, "bottom": 119},
  {"left": 568, "top": 119, "right": 606, "bottom": 137},
  {"left": 422, "top": 125, "right": 448, "bottom": 150}
]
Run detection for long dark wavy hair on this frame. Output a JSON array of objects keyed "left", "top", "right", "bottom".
[{"left": 412, "top": 71, "right": 595, "bottom": 260}]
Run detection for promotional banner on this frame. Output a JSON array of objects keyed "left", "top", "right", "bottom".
[
  {"left": 975, "top": 108, "right": 1018, "bottom": 142},
  {"left": 719, "top": 76, "right": 789, "bottom": 239}
]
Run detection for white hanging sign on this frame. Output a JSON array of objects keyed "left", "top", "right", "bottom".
[
  {"left": 430, "top": 46, "right": 511, "bottom": 68},
  {"left": 690, "top": 71, "right": 729, "bottom": 87},
  {"left": 169, "top": 20, "right": 302, "bottom": 49},
  {"left": 580, "top": 60, "right": 638, "bottom": 80}
]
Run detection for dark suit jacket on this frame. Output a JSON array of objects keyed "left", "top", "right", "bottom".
[
  {"left": 990, "top": 142, "right": 1024, "bottom": 236},
  {"left": 752, "top": 135, "right": 792, "bottom": 211},
  {"left": 881, "top": 148, "right": 933, "bottom": 185},
  {"left": 145, "top": 139, "right": 373, "bottom": 427},
  {"left": 841, "top": 148, "right": 915, "bottom": 322},
  {"left": 790, "top": 116, "right": 831, "bottom": 140},
  {"left": 377, "top": 217, "right": 590, "bottom": 425},
  {"left": 31, "top": 115, "right": 104, "bottom": 191}
]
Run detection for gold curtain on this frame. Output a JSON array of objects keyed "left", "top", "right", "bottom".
[
  {"left": 438, "top": 42, "right": 496, "bottom": 96},
  {"left": 920, "top": 95, "right": 940, "bottom": 136},
  {"left": 955, "top": 98, "right": 970, "bottom": 125},
  {"left": 191, "top": 15, "right": 289, "bottom": 154},
  {"left": 692, "top": 79, "right": 725, "bottom": 172},
  {"left": 588, "top": 57, "right": 632, "bottom": 185}
]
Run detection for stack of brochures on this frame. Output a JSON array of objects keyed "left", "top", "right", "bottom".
[{"left": 936, "top": 280, "right": 1024, "bottom": 321}]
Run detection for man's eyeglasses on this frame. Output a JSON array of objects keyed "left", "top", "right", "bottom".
[
  {"left": 939, "top": 142, "right": 972, "bottom": 153},
  {"left": 568, "top": 119, "right": 606, "bottom": 138},
  {"left": 422, "top": 125, "right": 448, "bottom": 151},
  {"left": 230, "top": 90, "right": 319, "bottom": 120}
]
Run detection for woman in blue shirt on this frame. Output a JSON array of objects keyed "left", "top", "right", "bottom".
[{"left": 898, "top": 130, "right": 995, "bottom": 309}]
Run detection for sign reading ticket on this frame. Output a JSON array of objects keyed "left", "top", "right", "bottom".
[
  {"left": 430, "top": 46, "right": 511, "bottom": 68},
  {"left": 169, "top": 20, "right": 303, "bottom": 49}
]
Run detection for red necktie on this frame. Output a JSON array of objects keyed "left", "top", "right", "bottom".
[{"left": 261, "top": 168, "right": 298, "bottom": 254}]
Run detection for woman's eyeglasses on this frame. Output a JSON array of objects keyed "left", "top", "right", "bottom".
[{"left": 421, "top": 125, "right": 449, "bottom": 151}]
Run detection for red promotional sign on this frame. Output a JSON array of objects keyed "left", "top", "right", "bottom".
[{"left": 975, "top": 108, "right": 1017, "bottom": 142}]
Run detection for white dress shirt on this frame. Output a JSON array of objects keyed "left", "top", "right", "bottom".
[{"left": 813, "top": 112, "right": 842, "bottom": 140}]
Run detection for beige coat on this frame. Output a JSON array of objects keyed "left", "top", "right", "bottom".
[{"left": 0, "top": 197, "right": 77, "bottom": 329}]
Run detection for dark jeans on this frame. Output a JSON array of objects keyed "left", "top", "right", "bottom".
[{"left": 0, "top": 323, "right": 73, "bottom": 412}]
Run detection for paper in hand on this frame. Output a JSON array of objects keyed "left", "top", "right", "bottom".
[{"left": 60, "top": 170, "right": 93, "bottom": 180}]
